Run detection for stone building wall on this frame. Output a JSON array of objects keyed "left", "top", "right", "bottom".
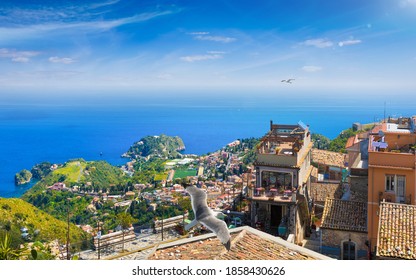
[{"left": 322, "top": 229, "right": 367, "bottom": 251}]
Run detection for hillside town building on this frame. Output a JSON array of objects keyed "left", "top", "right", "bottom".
[{"left": 249, "top": 121, "right": 313, "bottom": 244}]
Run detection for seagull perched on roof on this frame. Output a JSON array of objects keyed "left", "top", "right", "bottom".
[
  {"left": 185, "top": 186, "right": 231, "bottom": 251},
  {"left": 281, "top": 78, "right": 295, "bottom": 83}
]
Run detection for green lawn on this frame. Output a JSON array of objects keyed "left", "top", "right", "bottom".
[
  {"left": 173, "top": 169, "right": 197, "bottom": 179},
  {"left": 53, "top": 161, "right": 86, "bottom": 182},
  {"left": 154, "top": 173, "right": 168, "bottom": 181}
]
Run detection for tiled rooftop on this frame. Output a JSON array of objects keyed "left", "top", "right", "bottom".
[
  {"left": 147, "top": 226, "right": 332, "bottom": 260},
  {"left": 311, "top": 149, "right": 346, "bottom": 168},
  {"left": 377, "top": 202, "right": 416, "bottom": 260},
  {"left": 321, "top": 198, "right": 367, "bottom": 232},
  {"left": 345, "top": 136, "right": 356, "bottom": 149},
  {"left": 310, "top": 183, "right": 342, "bottom": 202}
]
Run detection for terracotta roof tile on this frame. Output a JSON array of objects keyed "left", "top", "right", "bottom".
[
  {"left": 311, "top": 149, "right": 346, "bottom": 168},
  {"left": 377, "top": 202, "right": 416, "bottom": 260},
  {"left": 321, "top": 198, "right": 367, "bottom": 232},
  {"left": 148, "top": 227, "right": 331, "bottom": 260},
  {"left": 345, "top": 136, "right": 356, "bottom": 149},
  {"left": 310, "top": 183, "right": 342, "bottom": 202}
]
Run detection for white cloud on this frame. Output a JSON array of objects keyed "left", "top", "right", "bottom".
[
  {"left": 180, "top": 54, "right": 222, "bottom": 62},
  {"left": 0, "top": 10, "right": 179, "bottom": 42},
  {"left": 187, "top": 32, "right": 210, "bottom": 35},
  {"left": 88, "top": 0, "right": 121, "bottom": 10},
  {"left": 399, "top": 0, "right": 416, "bottom": 8},
  {"left": 302, "top": 65, "right": 322, "bottom": 72},
  {"left": 156, "top": 73, "right": 173, "bottom": 80},
  {"left": 11, "top": 57, "right": 29, "bottom": 63},
  {"left": 207, "top": 51, "right": 226, "bottom": 54},
  {"left": 338, "top": 39, "right": 362, "bottom": 47},
  {"left": 302, "top": 38, "right": 333, "bottom": 48},
  {"left": 194, "top": 35, "right": 236, "bottom": 43},
  {"left": 0, "top": 48, "right": 40, "bottom": 62},
  {"left": 49, "top": 56, "right": 75, "bottom": 64}
]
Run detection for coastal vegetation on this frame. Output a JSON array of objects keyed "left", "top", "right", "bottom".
[
  {"left": 23, "top": 159, "right": 126, "bottom": 198},
  {"left": 130, "top": 157, "right": 167, "bottom": 185},
  {"left": 311, "top": 133, "right": 331, "bottom": 150},
  {"left": 124, "top": 134, "right": 185, "bottom": 159},
  {"left": 15, "top": 169, "right": 32, "bottom": 186},
  {"left": 0, "top": 198, "right": 86, "bottom": 247},
  {"left": 31, "top": 162, "right": 52, "bottom": 180}
]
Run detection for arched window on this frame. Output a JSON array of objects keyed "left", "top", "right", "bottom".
[{"left": 341, "top": 240, "right": 356, "bottom": 260}]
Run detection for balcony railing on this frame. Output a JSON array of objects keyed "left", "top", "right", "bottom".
[
  {"left": 378, "top": 191, "right": 412, "bottom": 204},
  {"left": 251, "top": 188, "right": 296, "bottom": 203}
]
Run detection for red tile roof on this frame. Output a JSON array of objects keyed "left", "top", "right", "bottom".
[
  {"left": 345, "top": 136, "right": 356, "bottom": 149},
  {"left": 321, "top": 198, "right": 367, "bottom": 232},
  {"left": 311, "top": 149, "right": 346, "bottom": 168},
  {"left": 377, "top": 202, "right": 416, "bottom": 260},
  {"left": 310, "top": 183, "right": 342, "bottom": 203},
  {"left": 147, "top": 226, "right": 332, "bottom": 260}
]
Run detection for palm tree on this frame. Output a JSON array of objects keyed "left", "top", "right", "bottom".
[{"left": 116, "top": 213, "right": 137, "bottom": 252}]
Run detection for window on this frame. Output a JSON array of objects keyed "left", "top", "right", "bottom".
[
  {"left": 385, "top": 175, "right": 395, "bottom": 192},
  {"left": 341, "top": 240, "right": 356, "bottom": 260},
  {"left": 396, "top": 175, "right": 406, "bottom": 203},
  {"left": 261, "top": 171, "right": 292, "bottom": 189},
  {"left": 385, "top": 174, "right": 406, "bottom": 203}
]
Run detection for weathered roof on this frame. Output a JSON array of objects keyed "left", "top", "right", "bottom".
[
  {"left": 321, "top": 198, "right": 367, "bottom": 232},
  {"left": 377, "top": 202, "right": 416, "bottom": 260},
  {"left": 147, "top": 226, "right": 332, "bottom": 260},
  {"left": 310, "top": 183, "right": 342, "bottom": 202},
  {"left": 311, "top": 149, "right": 346, "bottom": 168},
  {"left": 345, "top": 136, "right": 356, "bottom": 149}
]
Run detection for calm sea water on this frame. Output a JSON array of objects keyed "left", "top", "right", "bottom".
[{"left": 1, "top": 91, "right": 414, "bottom": 197}]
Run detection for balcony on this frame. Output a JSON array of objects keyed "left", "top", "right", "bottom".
[
  {"left": 379, "top": 191, "right": 412, "bottom": 204},
  {"left": 250, "top": 187, "right": 296, "bottom": 203}
]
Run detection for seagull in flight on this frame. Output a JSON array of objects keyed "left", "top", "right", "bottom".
[
  {"left": 281, "top": 78, "right": 295, "bottom": 83},
  {"left": 185, "top": 186, "right": 231, "bottom": 251}
]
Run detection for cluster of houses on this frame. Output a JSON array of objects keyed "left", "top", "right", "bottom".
[
  {"left": 45, "top": 117, "right": 416, "bottom": 261},
  {"left": 245, "top": 118, "right": 416, "bottom": 260}
]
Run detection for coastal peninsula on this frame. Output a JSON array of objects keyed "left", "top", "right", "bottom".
[
  {"left": 14, "top": 169, "right": 32, "bottom": 186},
  {"left": 123, "top": 134, "right": 185, "bottom": 159}
]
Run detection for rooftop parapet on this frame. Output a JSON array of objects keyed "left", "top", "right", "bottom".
[{"left": 256, "top": 121, "right": 311, "bottom": 167}]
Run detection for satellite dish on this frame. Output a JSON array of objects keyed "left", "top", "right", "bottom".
[{"left": 378, "top": 130, "right": 384, "bottom": 137}]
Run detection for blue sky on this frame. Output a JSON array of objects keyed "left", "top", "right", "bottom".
[{"left": 1, "top": 0, "right": 416, "bottom": 94}]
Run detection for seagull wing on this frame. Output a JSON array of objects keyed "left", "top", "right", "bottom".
[
  {"left": 185, "top": 219, "right": 200, "bottom": 231},
  {"left": 186, "top": 186, "right": 231, "bottom": 250},
  {"left": 199, "top": 215, "right": 231, "bottom": 250}
]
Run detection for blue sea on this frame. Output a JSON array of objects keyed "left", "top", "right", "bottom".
[{"left": 1, "top": 90, "right": 414, "bottom": 197}]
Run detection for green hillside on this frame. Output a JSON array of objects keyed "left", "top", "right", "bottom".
[
  {"left": 125, "top": 134, "right": 185, "bottom": 159},
  {"left": 23, "top": 159, "right": 125, "bottom": 199},
  {"left": 0, "top": 198, "right": 86, "bottom": 246}
]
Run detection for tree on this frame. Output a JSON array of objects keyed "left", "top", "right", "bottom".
[
  {"left": 116, "top": 213, "right": 137, "bottom": 252},
  {"left": 311, "top": 133, "right": 331, "bottom": 150},
  {"left": 328, "top": 128, "right": 358, "bottom": 153}
]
